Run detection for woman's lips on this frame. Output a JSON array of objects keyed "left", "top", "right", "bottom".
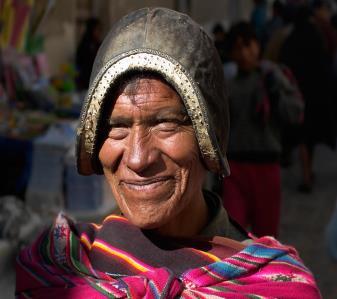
[
  {"left": 120, "top": 176, "right": 173, "bottom": 191},
  {"left": 118, "top": 176, "right": 176, "bottom": 203}
]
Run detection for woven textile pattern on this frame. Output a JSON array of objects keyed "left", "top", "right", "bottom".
[{"left": 16, "top": 213, "right": 321, "bottom": 298}]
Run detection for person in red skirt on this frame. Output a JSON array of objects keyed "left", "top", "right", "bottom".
[{"left": 222, "top": 22, "right": 303, "bottom": 237}]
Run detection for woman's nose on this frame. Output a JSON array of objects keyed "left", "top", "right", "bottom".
[{"left": 125, "top": 128, "right": 159, "bottom": 174}]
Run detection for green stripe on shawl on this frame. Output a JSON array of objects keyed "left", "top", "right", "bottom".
[
  {"left": 40, "top": 229, "right": 53, "bottom": 265},
  {"left": 69, "top": 231, "right": 92, "bottom": 276},
  {"left": 86, "top": 279, "right": 118, "bottom": 298}
]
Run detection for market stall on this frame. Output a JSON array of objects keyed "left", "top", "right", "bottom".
[{"left": 0, "top": 1, "right": 117, "bottom": 267}]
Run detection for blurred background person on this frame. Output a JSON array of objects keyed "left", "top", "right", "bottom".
[
  {"left": 75, "top": 17, "right": 102, "bottom": 91},
  {"left": 263, "top": 0, "right": 285, "bottom": 45},
  {"left": 280, "top": 3, "right": 337, "bottom": 193},
  {"left": 263, "top": 0, "right": 293, "bottom": 62},
  {"left": 263, "top": 2, "right": 303, "bottom": 168},
  {"left": 312, "top": 0, "right": 337, "bottom": 63},
  {"left": 222, "top": 21, "right": 303, "bottom": 237},
  {"left": 250, "top": 0, "right": 268, "bottom": 44},
  {"left": 212, "top": 22, "right": 228, "bottom": 64}
]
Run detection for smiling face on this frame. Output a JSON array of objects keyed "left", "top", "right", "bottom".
[{"left": 98, "top": 75, "right": 208, "bottom": 237}]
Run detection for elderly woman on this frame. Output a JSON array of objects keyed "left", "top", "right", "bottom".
[{"left": 16, "top": 8, "right": 320, "bottom": 298}]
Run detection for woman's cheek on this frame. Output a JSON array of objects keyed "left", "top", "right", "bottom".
[
  {"left": 160, "top": 131, "right": 200, "bottom": 164},
  {"left": 99, "top": 138, "right": 123, "bottom": 169}
]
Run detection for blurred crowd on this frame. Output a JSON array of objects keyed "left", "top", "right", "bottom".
[{"left": 211, "top": 0, "right": 337, "bottom": 239}]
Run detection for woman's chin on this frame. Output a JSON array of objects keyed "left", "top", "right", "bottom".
[
  {"left": 118, "top": 199, "right": 177, "bottom": 232},
  {"left": 127, "top": 214, "right": 167, "bottom": 231}
]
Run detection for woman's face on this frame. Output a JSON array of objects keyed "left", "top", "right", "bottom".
[
  {"left": 99, "top": 77, "right": 207, "bottom": 235},
  {"left": 231, "top": 37, "right": 260, "bottom": 71}
]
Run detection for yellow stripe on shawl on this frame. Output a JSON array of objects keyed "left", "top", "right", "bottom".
[
  {"left": 80, "top": 234, "right": 92, "bottom": 250},
  {"left": 190, "top": 248, "right": 221, "bottom": 262},
  {"left": 91, "top": 215, "right": 127, "bottom": 230},
  {"left": 90, "top": 223, "right": 102, "bottom": 230},
  {"left": 93, "top": 240, "right": 151, "bottom": 272},
  {"left": 103, "top": 214, "right": 128, "bottom": 223}
]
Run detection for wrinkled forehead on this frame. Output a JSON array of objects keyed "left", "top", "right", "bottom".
[
  {"left": 108, "top": 71, "right": 187, "bottom": 113},
  {"left": 115, "top": 71, "right": 177, "bottom": 95}
]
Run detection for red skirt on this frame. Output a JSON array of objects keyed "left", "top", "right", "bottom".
[{"left": 223, "top": 161, "right": 281, "bottom": 237}]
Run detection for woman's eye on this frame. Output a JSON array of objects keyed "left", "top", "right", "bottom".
[
  {"left": 108, "top": 125, "right": 129, "bottom": 139},
  {"left": 155, "top": 120, "right": 180, "bottom": 132}
]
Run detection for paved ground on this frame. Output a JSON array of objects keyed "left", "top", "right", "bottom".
[
  {"left": 279, "top": 144, "right": 337, "bottom": 299},
  {"left": 0, "top": 270, "right": 15, "bottom": 299},
  {"left": 1, "top": 144, "right": 336, "bottom": 298}
]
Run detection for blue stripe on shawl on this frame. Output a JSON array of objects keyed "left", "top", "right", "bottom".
[
  {"left": 208, "top": 261, "right": 246, "bottom": 279},
  {"left": 242, "top": 244, "right": 286, "bottom": 259},
  {"left": 276, "top": 254, "right": 308, "bottom": 270},
  {"left": 205, "top": 243, "right": 293, "bottom": 280},
  {"left": 148, "top": 280, "right": 161, "bottom": 299}
]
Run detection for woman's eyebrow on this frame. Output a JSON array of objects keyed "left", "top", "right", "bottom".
[
  {"left": 108, "top": 116, "right": 133, "bottom": 126},
  {"left": 154, "top": 107, "right": 188, "bottom": 119},
  {"left": 108, "top": 107, "right": 189, "bottom": 125}
]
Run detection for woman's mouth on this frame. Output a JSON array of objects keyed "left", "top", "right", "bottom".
[{"left": 121, "top": 176, "right": 173, "bottom": 191}]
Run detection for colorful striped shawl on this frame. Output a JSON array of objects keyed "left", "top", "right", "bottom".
[{"left": 16, "top": 213, "right": 321, "bottom": 298}]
